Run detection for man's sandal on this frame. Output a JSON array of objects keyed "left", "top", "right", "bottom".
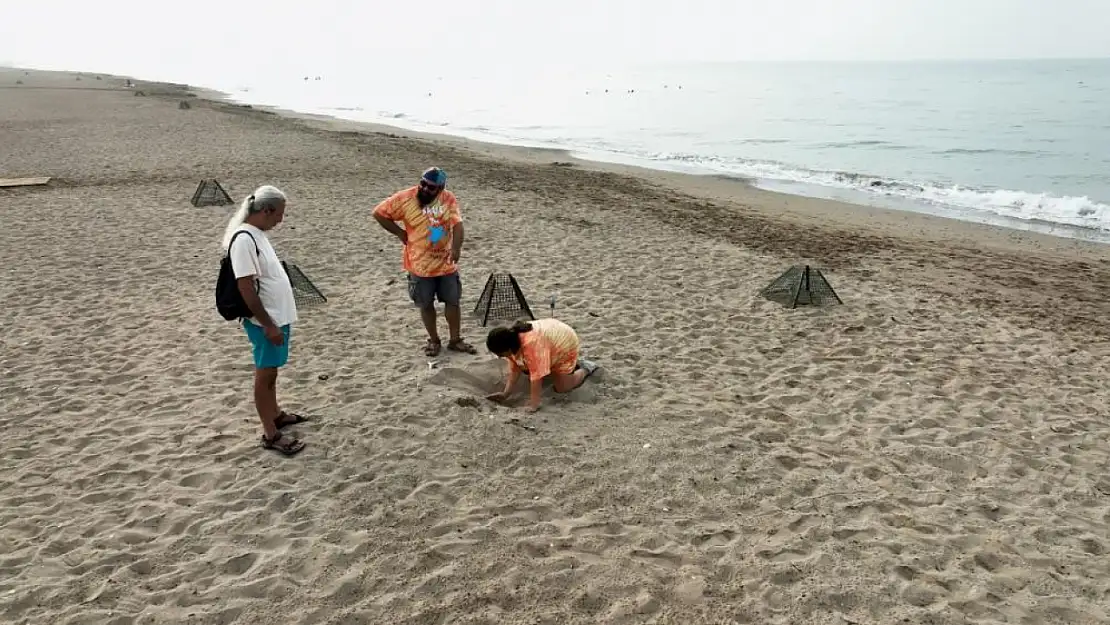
[
  {"left": 447, "top": 339, "right": 477, "bottom": 354},
  {"left": 424, "top": 339, "right": 442, "bottom": 357},
  {"left": 274, "top": 411, "right": 309, "bottom": 429},
  {"left": 261, "top": 431, "right": 306, "bottom": 456}
]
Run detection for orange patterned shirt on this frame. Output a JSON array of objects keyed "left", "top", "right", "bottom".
[
  {"left": 509, "top": 319, "right": 581, "bottom": 381},
  {"left": 373, "top": 186, "right": 463, "bottom": 278}
]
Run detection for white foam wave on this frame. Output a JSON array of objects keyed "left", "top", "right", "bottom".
[
  {"left": 620, "top": 150, "right": 1110, "bottom": 231},
  {"left": 913, "top": 186, "right": 1110, "bottom": 228}
]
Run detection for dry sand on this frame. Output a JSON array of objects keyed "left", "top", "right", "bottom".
[{"left": 2, "top": 67, "right": 1110, "bottom": 625}]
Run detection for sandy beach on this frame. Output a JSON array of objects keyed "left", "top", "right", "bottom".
[{"left": 3, "top": 67, "right": 1110, "bottom": 625}]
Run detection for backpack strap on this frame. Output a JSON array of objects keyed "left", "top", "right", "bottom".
[
  {"left": 227, "top": 229, "right": 264, "bottom": 290},
  {"left": 227, "top": 229, "right": 261, "bottom": 258}
]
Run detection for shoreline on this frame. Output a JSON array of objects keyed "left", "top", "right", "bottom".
[
  {"left": 211, "top": 77, "right": 1110, "bottom": 246},
  {"left": 9, "top": 64, "right": 1109, "bottom": 251},
  {"left": 9, "top": 66, "right": 1110, "bottom": 269},
  {"left": 198, "top": 82, "right": 1110, "bottom": 257}
]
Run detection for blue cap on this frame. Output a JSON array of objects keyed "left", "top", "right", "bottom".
[{"left": 421, "top": 167, "right": 447, "bottom": 186}]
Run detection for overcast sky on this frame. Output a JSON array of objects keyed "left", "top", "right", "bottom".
[{"left": 2, "top": 0, "right": 1107, "bottom": 81}]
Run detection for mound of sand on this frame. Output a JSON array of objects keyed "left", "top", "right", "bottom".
[{"left": 428, "top": 357, "right": 606, "bottom": 409}]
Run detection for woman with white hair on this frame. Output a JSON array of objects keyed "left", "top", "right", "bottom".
[{"left": 224, "top": 184, "right": 306, "bottom": 456}]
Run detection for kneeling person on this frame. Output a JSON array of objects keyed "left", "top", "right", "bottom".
[{"left": 485, "top": 319, "right": 598, "bottom": 413}]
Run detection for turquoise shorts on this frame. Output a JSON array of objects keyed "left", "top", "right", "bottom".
[{"left": 243, "top": 322, "right": 291, "bottom": 369}]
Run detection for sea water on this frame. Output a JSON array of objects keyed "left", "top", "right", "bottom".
[{"left": 203, "top": 58, "right": 1110, "bottom": 237}]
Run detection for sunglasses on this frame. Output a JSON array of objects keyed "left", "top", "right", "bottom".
[{"left": 419, "top": 180, "right": 443, "bottom": 191}]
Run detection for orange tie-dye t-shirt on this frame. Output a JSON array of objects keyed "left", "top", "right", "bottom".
[
  {"left": 373, "top": 186, "right": 463, "bottom": 278},
  {"left": 509, "top": 319, "right": 581, "bottom": 381}
]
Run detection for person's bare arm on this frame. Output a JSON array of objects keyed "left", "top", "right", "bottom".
[
  {"left": 526, "top": 377, "right": 543, "bottom": 412},
  {"left": 486, "top": 362, "right": 520, "bottom": 402},
  {"left": 502, "top": 365, "right": 519, "bottom": 396},
  {"left": 374, "top": 213, "right": 407, "bottom": 243},
  {"left": 237, "top": 277, "right": 282, "bottom": 345},
  {"left": 451, "top": 222, "right": 464, "bottom": 262}
]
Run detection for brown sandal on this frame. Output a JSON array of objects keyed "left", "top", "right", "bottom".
[
  {"left": 424, "top": 339, "right": 442, "bottom": 357},
  {"left": 261, "top": 431, "right": 305, "bottom": 456},
  {"left": 274, "top": 411, "right": 309, "bottom": 429},
  {"left": 447, "top": 339, "right": 477, "bottom": 354}
]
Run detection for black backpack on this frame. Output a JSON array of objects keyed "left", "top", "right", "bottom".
[{"left": 215, "top": 230, "right": 260, "bottom": 320}]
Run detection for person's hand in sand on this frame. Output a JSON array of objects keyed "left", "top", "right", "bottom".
[
  {"left": 485, "top": 319, "right": 599, "bottom": 412},
  {"left": 486, "top": 364, "right": 520, "bottom": 403}
]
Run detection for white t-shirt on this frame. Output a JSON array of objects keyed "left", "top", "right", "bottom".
[{"left": 228, "top": 224, "right": 298, "bottom": 327}]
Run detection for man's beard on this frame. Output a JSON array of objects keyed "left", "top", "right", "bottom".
[{"left": 417, "top": 190, "right": 438, "bottom": 206}]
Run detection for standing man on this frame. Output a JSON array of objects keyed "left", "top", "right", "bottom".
[
  {"left": 225, "top": 184, "right": 306, "bottom": 456},
  {"left": 373, "top": 167, "right": 477, "bottom": 356}
]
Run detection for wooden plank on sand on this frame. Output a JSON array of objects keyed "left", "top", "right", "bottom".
[{"left": 0, "top": 177, "right": 51, "bottom": 188}]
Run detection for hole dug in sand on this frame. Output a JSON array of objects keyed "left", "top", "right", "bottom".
[{"left": 428, "top": 357, "right": 605, "bottom": 409}]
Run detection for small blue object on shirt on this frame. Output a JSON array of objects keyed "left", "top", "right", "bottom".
[{"left": 428, "top": 226, "right": 445, "bottom": 244}]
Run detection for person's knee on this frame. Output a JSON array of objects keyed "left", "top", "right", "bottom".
[
  {"left": 552, "top": 375, "right": 572, "bottom": 393},
  {"left": 439, "top": 290, "right": 461, "bottom": 308},
  {"left": 254, "top": 368, "right": 278, "bottom": 386}
]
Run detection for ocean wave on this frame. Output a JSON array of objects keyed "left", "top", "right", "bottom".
[
  {"left": 816, "top": 140, "right": 907, "bottom": 149},
  {"left": 738, "top": 138, "right": 791, "bottom": 145},
  {"left": 934, "top": 147, "right": 1041, "bottom": 156},
  {"left": 626, "top": 150, "right": 1110, "bottom": 230}
]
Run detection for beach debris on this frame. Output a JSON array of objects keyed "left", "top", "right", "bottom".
[
  {"left": 14, "top": 79, "right": 22, "bottom": 85},
  {"left": 474, "top": 272, "right": 535, "bottom": 327},
  {"left": 190, "top": 179, "right": 233, "bottom": 207},
  {"left": 178, "top": 100, "right": 191, "bottom": 109},
  {"left": 455, "top": 396, "right": 480, "bottom": 409},
  {"left": 317, "top": 374, "right": 330, "bottom": 381},
  {"left": 760, "top": 264, "right": 843, "bottom": 309},
  {"left": 0, "top": 176, "right": 51, "bottom": 188},
  {"left": 134, "top": 90, "right": 145, "bottom": 96},
  {"left": 505, "top": 418, "right": 537, "bottom": 432}
]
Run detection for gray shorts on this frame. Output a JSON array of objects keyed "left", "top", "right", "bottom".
[{"left": 408, "top": 272, "right": 461, "bottom": 307}]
